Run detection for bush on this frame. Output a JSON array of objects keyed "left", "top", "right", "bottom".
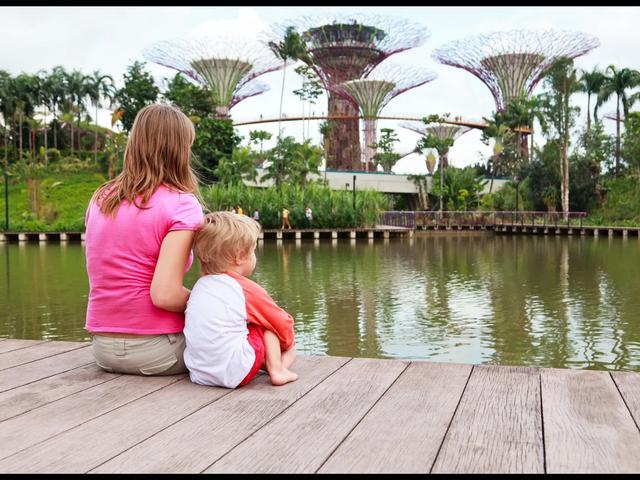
[{"left": 201, "top": 183, "right": 390, "bottom": 229}]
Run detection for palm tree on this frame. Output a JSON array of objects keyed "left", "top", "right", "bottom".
[
  {"left": 595, "top": 65, "right": 640, "bottom": 175},
  {"left": 268, "top": 26, "right": 308, "bottom": 141},
  {"left": 48, "top": 66, "right": 67, "bottom": 150},
  {"left": 86, "top": 70, "right": 115, "bottom": 163},
  {"left": 0, "top": 71, "right": 14, "bottom": 167},
  {"left": 578, "top": 67, "right": 605, "bottom": 133},
  {"left": 64, "top": 69, "right": 91, "bottom": 152}
]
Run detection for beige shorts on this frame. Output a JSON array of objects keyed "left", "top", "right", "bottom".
[{"left": 91, "top": 333, "right": 187, "bottom": 376}]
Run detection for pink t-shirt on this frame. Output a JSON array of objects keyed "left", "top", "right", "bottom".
[{"left": 85, "top": 184, "right": 204, "bottom": 335}]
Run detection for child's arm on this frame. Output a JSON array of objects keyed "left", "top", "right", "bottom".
[{"left": 228, "top": 272, "right": 295, "bottom": 350}]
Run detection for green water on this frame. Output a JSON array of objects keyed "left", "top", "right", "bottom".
[{"left": 2, "top": 234, "right": 640, "bottom": 371}]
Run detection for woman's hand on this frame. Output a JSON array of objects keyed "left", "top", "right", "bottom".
[{"left": 150, "top": 230, "right": 195, "bottom": 312}]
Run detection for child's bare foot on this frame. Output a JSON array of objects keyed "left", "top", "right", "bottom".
[{"left": 269, "top": 368, "right": 298, "bottom": 386}]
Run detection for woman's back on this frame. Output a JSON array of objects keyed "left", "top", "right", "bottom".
[{"left": 85, "top": 184, "right": 202, "bottom": 335}]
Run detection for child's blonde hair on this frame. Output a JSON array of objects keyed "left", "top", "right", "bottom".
[{"left": 194, "top": 211, "right": 261, "bottom": 275}]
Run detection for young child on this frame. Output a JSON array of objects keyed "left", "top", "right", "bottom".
[{"left": 184, "top": 211, "right": 298, "bottom": 388}]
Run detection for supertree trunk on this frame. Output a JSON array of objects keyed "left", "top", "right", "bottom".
[
  {"left": 363, "top": 118, "right": 377, "bottom": 171},
  {"left": 326, "top": 93, "right": 360, "bottom": 170}
]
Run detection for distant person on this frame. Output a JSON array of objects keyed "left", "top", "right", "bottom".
[
  {"left": 252, "top": 209, "right": 260, "bottom": 224},
  {"left": 84, "top": 103, "right": 204, "bottom": 376},
  {"left": 230, "top": 206, "right": 237, "bottom": 214},
  {"left": 305, "top": 206, "right": 313, "bottom": 228},
  {"left": 236, "top": 205, "right": 244, "bottom": 216},
  {"left": 281, "top": 206, "right": 291, "bottom": 230},
  {"left": 184, "top": 211, "right": 297, "bottom": 388}
]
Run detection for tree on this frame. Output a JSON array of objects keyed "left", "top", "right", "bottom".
[
  {"left": 482, "top": 112, "right": 515, "bottom": 193},
  {"left": 540, "top": 58, "right": 581, "bottom": 219},
  {"left": 86, "top": 70, "right": 115, "bottom": 163},
  {"left": 64, "top": 69, "right": 90, "bottom": 151},
  {"left": 372, "top": 128, "right": 401, "bottom": 173},
  {"left": 249, "top": 130, "right": 272, "bottom": 164},
  {"left": 430, "top": 166, "right": 485, "bottom": 211},
  {"left": 191, "top": 116, "right": 242, "bottom": 184},
  {"left": 260, "top": 136, "right": 321, "bottom": 188},
  {"left": 416, "top": 129, "right": 455, "bottom": 211},
  {"left": 578, "top": 66, "right": 606, "bottom": 133},
  {"left": 293, "top": 64, "right": 324, "bottom": 140},
  {"left": 288, "top": 139, "right": 322, "bottom": 187},
  {"left": 595, "top": 65, "right": 640, "bottom": 175},
  {"left": 213, "top": 146, "right": 258, "bottom": 186},
  {"left": 162, "top": 73, "right": 213, "bottom": 119},
  {"left": 623, "top": 111, "right": 640, "bottom": 179},
  {"left": 48, "top": 66, "right": 67, "bottom": 150},
  {"left": 113, "top": 61, "right": 160, "bottom": 133},
  {"left": 268, "top": 26, "right": 308, "bottom": 141}
]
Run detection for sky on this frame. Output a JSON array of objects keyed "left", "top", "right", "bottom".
[{"left": 1, "top": 6, "right": 638, "bottom": 174}]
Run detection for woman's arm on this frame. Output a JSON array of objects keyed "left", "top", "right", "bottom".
[{"left": 150, "top": 230, "right": 195, "bottom": 312}]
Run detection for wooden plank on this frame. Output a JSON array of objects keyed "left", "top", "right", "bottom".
[
  {"left": 206, "top": 357, "right": 408, "bottom": 473},
  {"left": 90, "top": 355, "right": 350, "bottom": 473},
  {"left": 0, "top": 341, "right": 89, "bottom": 371},
  {"left": 0, "top": 339, "right": 47, "bottom": 354},
  {"left": 0, "top": 346, "right": 94, "bottom": 393},
  {"left": 0, "top": 376, "right": 231, "bottom": 473},
  {"left": 612, "top": 371, "right": 640, "bottom": 431},
  {"left": 0, "top": 373, "right": 183, "bottom": 461},
  {"left": 319, "top": 361, "right": 472, "bottom": 473},
  {"left": 432, "top": 365, "right": 543, "bottom": 474},
  {"left": 542, "top": 368, "right": 640, "bottom": 473},
  {"left": 0, "top": 364, "right": 118, "bottom": 422}
]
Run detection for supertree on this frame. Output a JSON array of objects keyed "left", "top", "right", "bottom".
[
  {"left": 433, "top": 29, "right": 598, "bottom": 166},
  {"left": 400, "top": 120, "right": 471, "bottom": 171},
  {"left": 271, "top": 14, "right": 429, "bottom": 170},
  {"left": 401, "top": 119, "right": 473, "bottom": 211},
  {"left": 432, "top": 29, "right": 600, "bottom": 112},
  {"left": 331, "top": 64, "right": 436, "bottom": 171},
  {"left": 143, "top": 36, "right": 283, "bottom": 119}
]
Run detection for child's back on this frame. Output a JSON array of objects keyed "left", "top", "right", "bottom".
[{"left": 184, "top": 273, "right": 256, "bottom": 388}]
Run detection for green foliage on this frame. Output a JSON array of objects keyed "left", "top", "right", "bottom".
[
  {"left": 372, "top": 128, "right": 401, "bottom": 173},
  {"left": 213, "top": 147, "right": 258, "bottom": 186},
  {"left": 261, "top": 136, "right": 322, "bottom": 188},
  {"left": 201, "top": 183, "right": 390, "bottom": 229},
  {"left": 292, "top": 65, "right": 323, "bottom": 104},
  {"left": 587, "top": 176, "right": 640, "bottom": 225},
  {"left": 623, "top": 112, "right": 640, "bottom": 177},
  {"left": 431, "top": 166, "right": 487, "bottom": 211},
  {"left": 192, "top": 117, "right": 242, "bottom": 184},
  {"left": 113, "top": 61, "right": 160, "bottom": 132},
  {"left": 163, "top": 73, "right": 214, "bottom": 119}
]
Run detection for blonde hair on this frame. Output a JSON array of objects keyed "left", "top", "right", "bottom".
[
  {"left": 194, "top": 211, "right": 261, "bottom": 275},
  {"left": 92, "top": 103, "right": 201, "bottom": 216}
]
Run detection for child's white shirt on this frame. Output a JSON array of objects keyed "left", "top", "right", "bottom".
[{"left": 183, "top": 274, "right": 255, "bottom": 388}]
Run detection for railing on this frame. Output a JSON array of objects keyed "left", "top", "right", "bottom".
[{"left": 380, "top": 211, "right": 587, "bottom": 229}]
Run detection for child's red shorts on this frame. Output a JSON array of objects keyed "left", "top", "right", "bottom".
[{"left": 238, "top": 323, "right": 266, "bottom": 387}]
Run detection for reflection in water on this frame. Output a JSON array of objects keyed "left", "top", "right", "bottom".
[{"left": 1, "top": 235, "right": 640, "bottom": 371}]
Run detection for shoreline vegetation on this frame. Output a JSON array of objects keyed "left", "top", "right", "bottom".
[{"left": 1, "top": 166, "right": 638, "bottom": 232}]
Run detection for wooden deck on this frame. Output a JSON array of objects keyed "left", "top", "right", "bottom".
[{"left": 1, "top": 339, "right": 640, "bottom": 473}]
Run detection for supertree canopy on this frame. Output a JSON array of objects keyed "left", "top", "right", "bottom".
[
  {"left": 432, "top": 29, "right": 600, "bottom": 112},
  {"left": 271, "top": 14, "right": 429, "bottom": 170},
  {"left": 334, "top": 64, "right": 436, "bottom": 170},
  {"left": 400, "top": 120, "right": 471, "bottom": 171},
  {"left": 143, "top": 36, "right": 283, "bottom": 119}
]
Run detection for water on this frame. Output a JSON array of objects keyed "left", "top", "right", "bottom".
[{"left": 2, "top": 234, "right": 640, "bottom": 371}]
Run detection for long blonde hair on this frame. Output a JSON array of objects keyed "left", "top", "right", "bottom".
[{"left": 92, "top": 103, "right": 201, "bottom": 216}]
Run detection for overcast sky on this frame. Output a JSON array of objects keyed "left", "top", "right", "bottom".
[{"left": 1, "top": 6, "right": 638, "bottom": 174}]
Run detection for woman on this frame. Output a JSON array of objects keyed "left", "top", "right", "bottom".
[{"left": 84, "top": 104, "right": 204, "bottom": 375}]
